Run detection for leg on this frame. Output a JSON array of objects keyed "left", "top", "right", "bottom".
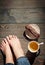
[
  {"left": 0, "top": 38, "right": 14, "bottom": 65},
  {"left": 6, "top": 35, "right": 30, "bottom": 65},
  {"left": 6, "top": 35, "right": 24, "bottom": 59}
]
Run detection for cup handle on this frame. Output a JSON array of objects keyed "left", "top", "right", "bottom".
[{"left": 36, "top": 49, "right": 40, "bottom": 57}]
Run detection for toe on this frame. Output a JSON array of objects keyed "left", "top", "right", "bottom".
[
  {"left": 3, "top": 38, "right": 8, "bottom": 44},
  {"left": 0, "top": 47, "right": 2, "bottom": 50},
  {"left": 9, "top": 35, "right": 13, "bottom": 40},
  {"left": 14, "top": 35, "right": 17, "bottom": 38},
  {"left": 0, "top": 46, "right": 4, "bottom": 54},
  {"left": 0, "top": 46, "right": 3, "bottom": 50},
  {"left": 1, "top": 40, "right": 5, "bottom": 45},
  {"left": 2, "top": 40, "right": 6, "bottom": 46},
  {"left": 6, "top": 36, "right": 9, "bottom": 41},
  {"left": 12, "top": 35, "right": 16, "bottom": 38},
  {"left": 0, "top": 44, "right": 3, "bottom": 47},
  {"left": 6, "top": 36, "right": 10, "bottom": 44},
  {"left": 0, "top": 41, "right": 5, "bottom": 50},
  {"left": 12, "top": 35, "right": 15, "bottom": 38}
]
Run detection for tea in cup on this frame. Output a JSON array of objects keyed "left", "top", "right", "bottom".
[{"left": 28, "top": 41, "right": 40, "bottom": 53}]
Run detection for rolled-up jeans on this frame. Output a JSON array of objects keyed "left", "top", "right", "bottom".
[{"left": 5, "top": 57, "right": 30, "bottom": 65}]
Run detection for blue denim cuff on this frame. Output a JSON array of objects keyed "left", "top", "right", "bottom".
[
  {"left": 17, "top": 57, "right": 30, "bottom": 65},
  {"left": 5, "top": 63, "right": 14, "bottom": 65}
]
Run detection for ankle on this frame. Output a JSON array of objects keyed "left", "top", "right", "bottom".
[
  {"left": 13, "top": 48, "right": 25, "bottom": 59},
  {"left": 6, "top": 55, "right": 14, "bottom": 64}
]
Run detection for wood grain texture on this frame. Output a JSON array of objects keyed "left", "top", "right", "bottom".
[
  {"left": 0, "top": 0, "right": 45, "bottom": 8},
  {"left": 0, "top": 0, "right": 45, "bottom": 23},
  {"left": 0, "top": 8, "right": 45, "bottom": 23},
  {"left": 0, "top": 24, "right": 45, "bottom": 65}
]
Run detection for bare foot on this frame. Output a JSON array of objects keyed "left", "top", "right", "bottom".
[
  {"left": 6, "top": 35, "right": 25, "bottom": 59},
  {"left": 0, "top": 38, "right": 14, "bottom": 64}
]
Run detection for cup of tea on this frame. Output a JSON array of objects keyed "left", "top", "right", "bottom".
[{"left": 28, "top": 41, "right": 40, "bottom": 53}]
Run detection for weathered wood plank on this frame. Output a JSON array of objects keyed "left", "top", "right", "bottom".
[
  {"left": 0, "top": 8, "right": 45, "bottom": 23},
  {"left": 0, "top": 0, "right": 45, "bottom": 23},
  {"left": 0, "top": 0, "right": 45, "bottom": 8}
]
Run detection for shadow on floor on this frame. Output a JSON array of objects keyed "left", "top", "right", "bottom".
[
  {"left": 26, "top": 49, "right": 40, "bottom": 65},
  {"left": 43, "top": 59, "right": 45, "bottom": 65}
]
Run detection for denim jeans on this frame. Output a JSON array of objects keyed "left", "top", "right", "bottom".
[{"left": 5, "top": 57, "right": 30, "bottom": 65}]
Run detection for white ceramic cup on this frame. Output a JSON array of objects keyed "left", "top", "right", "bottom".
[{"left": 28, "top": 41, "right": 40, "bottom": 53}]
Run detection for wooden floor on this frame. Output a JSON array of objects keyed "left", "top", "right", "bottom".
[
  {"left": 0, "top": 0, "right": 45, "bottom": 8},
  {"left": 0, "top": 0, "right": 45, "bottom": 23},
  {"left": 0, "top": 24, "right": 45, "bottom": 65}
]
